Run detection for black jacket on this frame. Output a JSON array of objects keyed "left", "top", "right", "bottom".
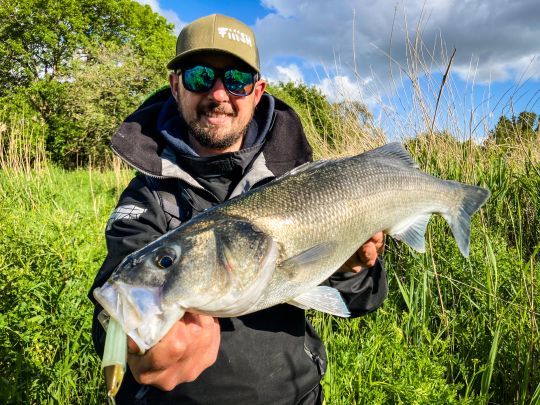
[{"left": 88, "top": 89, "right": 388, "bottom": 404}]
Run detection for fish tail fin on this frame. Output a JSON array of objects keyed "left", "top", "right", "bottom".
[{"left": 443, "top": 183, "right": 490, "bottom": 257}]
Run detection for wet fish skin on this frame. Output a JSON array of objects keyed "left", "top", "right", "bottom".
[{"left": 94, "top": 143, "right": 490, "bottom": 351}]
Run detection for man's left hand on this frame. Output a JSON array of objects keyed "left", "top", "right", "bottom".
[{"left": 338, "top": 232, "right": 385, "bottom": 273}]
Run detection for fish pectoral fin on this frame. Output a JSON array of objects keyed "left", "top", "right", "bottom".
[
  {"left": 288, "top": 286, "right": 350, "bottom": 317},
  {"left": 387, "top": 214, "right": 430, "bottom": 253},
  {"left": 280, "top": 243, "right": 336, "bottom": 276}
]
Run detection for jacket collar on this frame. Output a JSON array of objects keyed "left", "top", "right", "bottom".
[{"left": 111, "top": 87, "right": 275, "bottom": 180}]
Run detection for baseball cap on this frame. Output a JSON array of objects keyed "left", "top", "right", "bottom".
[{"left": 167, "top": 14, "right": 260, "bottom": 72}]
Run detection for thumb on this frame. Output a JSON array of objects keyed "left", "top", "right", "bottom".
[{"left": 127, "top": 336, "right": 141, "bottom": 355}]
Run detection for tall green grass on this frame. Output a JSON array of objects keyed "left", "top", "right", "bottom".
[{"left": 0, "top": 166, "right": 129, "bottom": 404}]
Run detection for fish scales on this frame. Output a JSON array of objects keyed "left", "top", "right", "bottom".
[{"left": 216, "top": 154, "right": 465, "bottom": 311}]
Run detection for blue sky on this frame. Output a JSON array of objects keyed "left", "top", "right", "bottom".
[{"left": 138, "top": 0, "right": 539, "bottom": 140}]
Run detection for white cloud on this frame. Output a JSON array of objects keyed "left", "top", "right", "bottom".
[
  {"left": 317, "top": 75, "right": 366, "bottom": 103},
  {"left": 134, "top": 0, "right": 185, "bottom": 34},
  {"left": 454, "top": 54, "right": 540, "bottom": 84},
  {"left": 265, "top": 63, "right": 305, "bottom": 84}
]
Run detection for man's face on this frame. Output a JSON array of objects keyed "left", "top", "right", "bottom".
[{"left": 170, "top": 53, "right": 266, "bottom": 154}]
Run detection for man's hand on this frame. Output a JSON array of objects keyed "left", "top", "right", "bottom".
[
  {"left": 126, "top": 313, "right": 220, "bottom": 391},
  {"left": 339, "top": 232, "right": 385, "bottom": 273}
]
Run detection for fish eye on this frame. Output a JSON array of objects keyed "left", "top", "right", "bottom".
[{"left": 154, "top": 248, "right": 177, "bottom": 269}]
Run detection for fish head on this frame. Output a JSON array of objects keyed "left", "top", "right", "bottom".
[{"left": 94, "top": 216, "right": 278, "bottom": 350}]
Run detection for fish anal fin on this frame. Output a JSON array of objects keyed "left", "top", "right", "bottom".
[
  {"left": 387, "top": 214, "right": 431, "bottom": 253},
  {"left": 289, "top": 286, "right": 350, "bottom": 317}
]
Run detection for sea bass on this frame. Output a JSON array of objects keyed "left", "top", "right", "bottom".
[{"left": 94, "top": 143, "right": 490, "bottom": 351}]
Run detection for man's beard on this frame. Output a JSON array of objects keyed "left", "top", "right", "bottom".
[{"left": 182, "top": 101, "right": 252, "bottom": 150}]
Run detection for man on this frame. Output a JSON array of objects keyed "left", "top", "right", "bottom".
[{"left": 89, "top": 13, "right": 387, "bottom": 404}]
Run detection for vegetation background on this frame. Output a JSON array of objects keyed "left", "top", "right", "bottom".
[{"left": 0, "top": 0, "right": 538, "bottom": 404}]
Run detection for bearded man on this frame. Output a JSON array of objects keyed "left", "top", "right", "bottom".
[{"left": 89, "top": 13, "right": 387, "bottom": 404}]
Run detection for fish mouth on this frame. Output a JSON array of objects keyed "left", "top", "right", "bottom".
[{"left": 93, "top": 281, "right": 184, "bottom": 351}]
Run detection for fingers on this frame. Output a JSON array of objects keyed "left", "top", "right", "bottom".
[
  {"left": 357, "top": 232, "right": 384, "bottom": 267},
  {"left": 127, "top": 314, "right": 220, "bottom": 390},
  {"left": 338, "top": 232, "right": 385, "bottom": 273},
  {"left": 358, "top": 241, "right": 377, "bottom": 267},
  {"left": 128, "top": 323, "right": 188, "bottom": 377}
]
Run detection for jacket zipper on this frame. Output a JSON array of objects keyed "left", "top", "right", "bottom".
[{"left": 304, "top": 344, "right": 325, "bottom": 376}]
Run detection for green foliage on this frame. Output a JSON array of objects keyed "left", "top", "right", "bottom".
[
  {"left": 267, "top": 82, "right": 336, "bottom": 140},
  {"left": 0, "top": 0, "right": 175, "bottom": 168},
  {"left": 0, "top": 97, "right": 48, "bottom": 172},
  {"left": 488, "top": 110, "right": 539, "bottom": 145},
  {"left": 0, "top": 0, "right": 174, "bottom": 92}
]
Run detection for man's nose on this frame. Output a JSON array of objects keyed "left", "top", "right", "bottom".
[{"left": 208, "top": 78, "right": 229, "bottom": 102}]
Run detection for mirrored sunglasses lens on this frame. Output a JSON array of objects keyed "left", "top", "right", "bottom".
[
  {"left": 224, "top": 70, "right": 255, "bottom": 96},
  {"left": 183, "top": 66, "right": 215, "bottom": 92}
]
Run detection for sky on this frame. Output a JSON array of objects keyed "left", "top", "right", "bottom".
[{"left": 136, "top": 0, "right": 539, "bottom": 140}]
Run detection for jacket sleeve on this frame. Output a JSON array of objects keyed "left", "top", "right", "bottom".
[
  {"left": 325, "top": 258, "right": 388, "bottom": 318},
  {"left": 88, "top": 174, "right": 169, "bottom": 357}
]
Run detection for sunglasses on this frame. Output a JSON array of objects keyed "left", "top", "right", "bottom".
[{"left": 180, "top": 65, "right": 259, "bottom": 97}]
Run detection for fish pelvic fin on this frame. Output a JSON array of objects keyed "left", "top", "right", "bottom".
[
  {"left": 289, "top": 286, "right": 351, "bottom": 317},
  {"left": 443, "top": 182, "right": 490, "bottom": 257}
]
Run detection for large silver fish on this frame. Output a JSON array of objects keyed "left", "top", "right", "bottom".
[{"left": 94, "top": 143, "right": 490, "bottom": 350}]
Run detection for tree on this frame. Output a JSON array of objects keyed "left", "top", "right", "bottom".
[
  {"left": 488, "top": 111, "right": 539, "bottom": 146},
  {"left": 516, "top": 111, "right": 538, "bottom": 140},
  {"left": 0, "top": 0, "right": 176, "bottom": 167},
  {"left": 266, "top": 81, "right": 383, "bottom": 156},
  {"left": 267, "top": 82, "right": 335, "bottom": 140},
  {"left": 0, "top": 0, "right": 174, "bottom": 92},
  {"left": 490, "top": 115, "right": 514, "bottom": 145}
]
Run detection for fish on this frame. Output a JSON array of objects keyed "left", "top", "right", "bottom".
[{"left": 93, "top": 143, "right": 490, "bottom": 351}]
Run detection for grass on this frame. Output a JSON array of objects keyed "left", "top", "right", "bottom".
[
  {"left": 0, "top": 166, "right": 127, "bottom": 404},
  {"left": 1, "top": 128, "right": 538, "bottom": 404}
]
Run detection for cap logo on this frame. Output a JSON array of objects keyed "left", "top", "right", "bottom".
[{"left": 217, "top": 27, "right": 253, "bottom": 47}]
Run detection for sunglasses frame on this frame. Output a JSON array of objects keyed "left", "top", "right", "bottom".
[{"left": 178, "top": 65, "right": 260, "bottom": 97}]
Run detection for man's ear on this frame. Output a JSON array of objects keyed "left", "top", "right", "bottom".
[
  {"left": 169, "top": 72, "right": 180, "bottom": 100},
  {"left": 253, "top": 79, "right": 267, "bottom": 106}
]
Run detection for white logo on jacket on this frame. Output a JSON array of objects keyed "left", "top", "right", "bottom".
[{"left": 106, "top": 204, "right": 147, "bottom": 231}]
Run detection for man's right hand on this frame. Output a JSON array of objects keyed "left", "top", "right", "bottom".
[{"left": 126, "top": 313, "right": 220, "bottom": 391}]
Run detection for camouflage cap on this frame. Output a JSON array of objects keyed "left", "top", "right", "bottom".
[{"left": 167, "top": 14, "right": 260, "bottom": 72}]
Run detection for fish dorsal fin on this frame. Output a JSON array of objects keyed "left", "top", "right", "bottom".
[
  {"left": 363, "top": 143, "right": 419, "bottom": 169},
  {"left": 387, "top": 213, "right": 431, "bottom": 252},
  {"left": 289, "top": 286, "right": 350, "bottom": 317}
]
